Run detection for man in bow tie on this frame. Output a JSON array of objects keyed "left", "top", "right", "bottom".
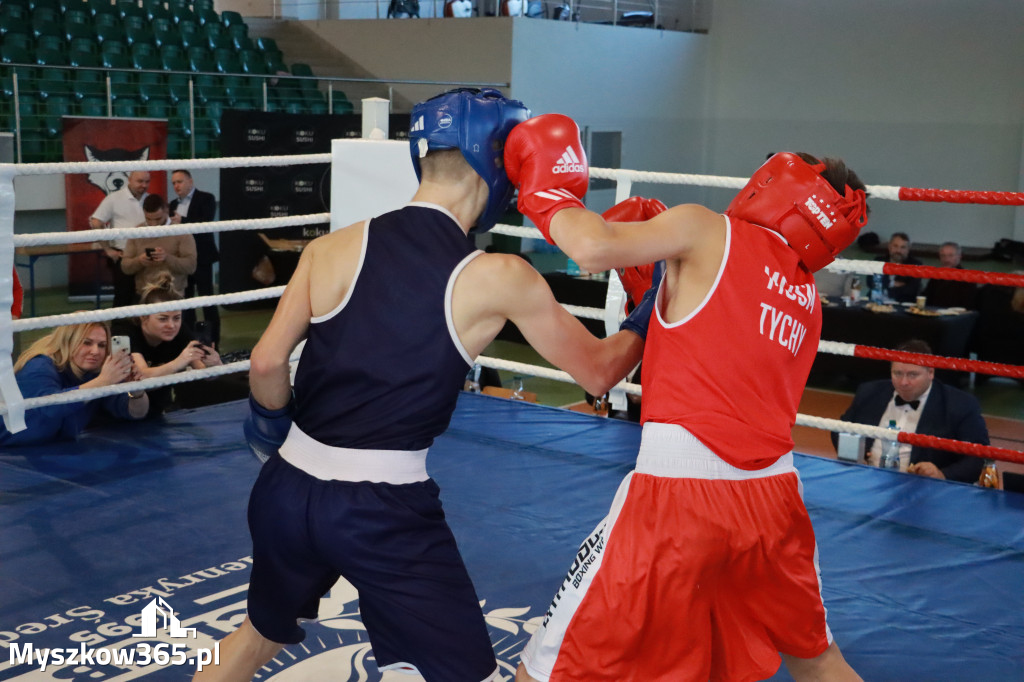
[{"left": 834, "top": 339, "right": 989, "bottom": 482}]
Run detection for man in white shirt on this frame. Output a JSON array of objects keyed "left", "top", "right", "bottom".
[
  {"left": 90, "top": 171, "right": 151, "bottom": 308},
  {"left": 834, "top": 339, "right": 989, "bottom": 483}
]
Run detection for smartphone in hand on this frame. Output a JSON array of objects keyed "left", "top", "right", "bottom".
[{"left": 111, "top": 335, "right": 131, "bottom": 357}]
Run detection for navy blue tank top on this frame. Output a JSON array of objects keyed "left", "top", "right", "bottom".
[{"left": 292, "top": 203, "right": 478, "bottom": 450}]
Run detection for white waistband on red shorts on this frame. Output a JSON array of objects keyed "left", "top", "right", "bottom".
[
  {"left": 637, "top": 422, "right": 794, "bottom": 480},
  {"left": 279, "top": 424, "right": 429, "bottom": 484}
]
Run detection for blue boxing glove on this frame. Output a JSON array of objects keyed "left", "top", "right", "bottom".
[
  {"left": 242, "top": 393, "right": 294, "bottom": 464},
  {"left": 619, "top": 261, "right": 665, "bottom": 340}
]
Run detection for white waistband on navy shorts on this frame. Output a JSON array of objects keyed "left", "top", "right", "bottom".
[
  {"left": 636, "top": 422, "right": 794, "bottom": 480},
  {"left": 279, "top": 423, "right": 429, "bottom": 484}
]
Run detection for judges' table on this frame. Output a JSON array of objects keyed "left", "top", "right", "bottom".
[{"left": 813, "top": 299, "right": 979, "bottom": 384}]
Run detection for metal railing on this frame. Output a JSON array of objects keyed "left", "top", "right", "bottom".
[{"left": 0, "top": 62, "right": 506, "bottom": 163}]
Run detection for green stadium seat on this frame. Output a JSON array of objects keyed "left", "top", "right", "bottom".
[
  {"left": 64, "top": 18, "right": 95, "bottom": 42},
  {"left": 219, "top": 10, "right": 243, "bottom": 27},
  {"left": 232, "top": 34, "right": 253, "bottom": 52},
  {"left": 42, "top": 93, "right": 72, "bottom": 131},
  {"left": 79, "top": 95, "right": 108, "bottom": 116},
  {"left": 36, "top": 32, "right": 67, "bottom": 53},
  {"left": 116, "top": 0, "right": 146, "bottom": 20},
  {"left": 34, "top": 64, "right": 70, "bottom": 97},
  {"left": 263, "top": 50, "right": 286, "bottom": 74},
  {"left": 195, "top": 8, "right": 218, "bottom": 26},
  {"left": 206, "top": 32, "right": 233, "bottom": 51},
  {"left": 187, "top": 45, "right": 214, "bottom": 72},
  {"left": 192, "top": 72, "right": 222, "bottom": 103},
  {"left": 73, "top": 68, "right": 105, "bottom": 100},
  {"left": 94, "top": 13, "right": 125, "bottom": 43},
  {"left": 170, "top": 4, "right": 196, "bottom": 25},
  {"left": 191, "top": 0, "right": 214, "bottom": 12},
  {"left": 112, "top": 97, "right": 138, "bottom": 117},
  {"left": 107, "top": 71, "right": 134, "bottom": 101},
  {"left": 254, "top": 37, "right": 277, "bottom": 53},
  {"left": 166, "top": 71, "right": 190, "bottom": 102},
  {"left": 89, "top": 0, "right": 120, "bottom": 19},
  {"left": 214, "top": 50, "right": 242, "bottom": 74},
  {"left": 0, "top": 5, "right": 30, "bottom": 33},
  {"left": 69, "top": 44, "right": 101, "bottom": 67},
  {"left": 100, "top": 38, "right": 127, "bottom": 59},
  {"left": 331, "top": 91, "right": 353, "bottom": 114},
  {"left": 238, "top": 48, "right": 268, "bottom": 75},
  {"left": 124, "top": 16, "right": 154, "bottom": 46},
  {"left": 1, "top": 43, "right": 34, "bottom": 67},
  {"left": 152, "top": 17, "right": 178, "bottom": 47},
  {"left": 178, "top": 21, "right": 202, "bottom": 49},
  {"left": 144, "top": 95, "right": 170, "bottom": 118},
  {"left": 142, "top": 0, "right": 172, "bottom": 22},
  {"left": 137, "top": 74, "right": 165, "bottom": 102}
]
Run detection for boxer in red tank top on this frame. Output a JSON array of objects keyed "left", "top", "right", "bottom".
[{"left": 505, "top": 119, "right": 869, "bottom": 682}]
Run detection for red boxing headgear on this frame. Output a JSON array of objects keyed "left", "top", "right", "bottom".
[{"left": 725, "top": 152, "right": 868, "bottom": 272}]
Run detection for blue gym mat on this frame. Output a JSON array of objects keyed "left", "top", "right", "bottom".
[{"left": 1, "top": 393, "right": 1021, "bottom": 681}]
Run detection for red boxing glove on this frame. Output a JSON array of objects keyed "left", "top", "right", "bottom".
[
  {"left": 504, "top": 113, "right": 589, "bottom": 244},
  {"left": 601, "top": 197, "right": 667, "bottom": 308}
]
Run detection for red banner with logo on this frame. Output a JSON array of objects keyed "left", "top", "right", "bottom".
[{"left": 62, "top": 117, "right": 167, "bottom": 299}]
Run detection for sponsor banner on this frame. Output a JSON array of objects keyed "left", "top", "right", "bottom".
[
  {"left": 62, "top": 118, "right": 168, "bottom": 299},
  {"left": 217, "top": 110, "right": 410, "bottom": 302}
]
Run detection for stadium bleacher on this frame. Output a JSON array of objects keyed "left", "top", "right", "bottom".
[{"left": 0, "top": 0, "right": 346, "bottom": 161}]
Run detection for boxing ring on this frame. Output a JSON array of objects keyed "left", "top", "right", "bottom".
[{"left": 2, "top": 125, "right": 1024, "bottom": 680}]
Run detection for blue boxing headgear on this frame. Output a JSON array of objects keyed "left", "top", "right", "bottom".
[{"left": 410, "top": 88, "right": 530, "bottom": 233}]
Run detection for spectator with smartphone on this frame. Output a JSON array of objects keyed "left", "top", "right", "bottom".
[
  {"left": 0, "top": 321, "right": 148, "bottom": 446},
  {"left": 127, "top": 275, "right": 222, "bottom": 417},
  {"left": 121, "top": 194, "right": 197, "bottom": 302}
]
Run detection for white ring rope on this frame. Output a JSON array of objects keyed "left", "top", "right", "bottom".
[
  {"left": 15, "top": 214, "right": 331, "bottom": 248},
  {"left": 11, "top": 288, "right": 285, "bottom": 332},
  {"left": 0, "top": 153, "right": 332, "bottom": 177},
  {"left": 0, "top": 146, "right": 1014, "bottom": 462}
]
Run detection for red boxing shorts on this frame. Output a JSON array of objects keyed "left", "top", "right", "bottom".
[{"left": 521, "top": 423, "right": 832, "bottom": 682}]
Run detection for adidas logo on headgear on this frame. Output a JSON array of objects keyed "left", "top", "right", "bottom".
[
  {"left": 411, "top": 116, "right": 425, "bottom": 133},
  {"left": 552, "top": 146, "right": 585, "bottom": 174}
]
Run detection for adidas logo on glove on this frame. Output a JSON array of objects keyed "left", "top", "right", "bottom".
[{"left": 552, "top": 146, "right": 586, "bottom": 174}]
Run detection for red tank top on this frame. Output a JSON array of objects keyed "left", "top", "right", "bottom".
[{"left": 640, "top": 217, "right": 821, "bottom": 470}]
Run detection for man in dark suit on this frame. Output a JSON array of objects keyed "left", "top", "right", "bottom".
[
  {"left": 874, "top": 231, "right": 923, "bottom": 303},
  {"left": 170, "top": 169, "right": 220, "bottom": 345},
  {"left": 922, "top": 241, "right": 978, "bottom": 309},
  {"left": 834, "top": 339, "right": 988, "bottom": 483}
]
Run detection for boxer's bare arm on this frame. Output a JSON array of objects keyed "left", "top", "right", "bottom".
[
  {"left": 249, "top": 223, "right": 364, "bottom": 409},
  {"left": 549, "top": 203, "right": 723, "bottom": 274},
  {"left": 453, "top": 253, "right": 644, "bottom": 397}
]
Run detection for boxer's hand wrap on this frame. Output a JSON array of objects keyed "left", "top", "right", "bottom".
[
  {"left": 243, "top": 393, "right": 294, "bottom": 464},
  {"left": 619, "top": 261, "right": 664, "bottom": 340},
  {"left": 504, "top": 114, "right": 589, "bottom": 244},
  {"left": 602, "top": 196, "right": 668, "bottom": 308}
]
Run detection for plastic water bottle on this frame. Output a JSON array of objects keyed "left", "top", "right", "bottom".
[
  {"left": 849, "top": 277, "right": 861, "bottom": 303},
  {"left": 566, "top": 258, "right": 580, "bottom": 276},
  {"left": 880, "top": 419, "right": 901, "bottom": 470},
  {"left": 979, "top": 460, "right": 999, "bottom": 488},
  {"left": 870, "top": 274, "right": 885, "bottom": 303},
  {"left": 510, "top": 376, "right": 526, "bottom": 401},
  {"left": 464, "top": 364, "right": 482, "bottom": 393}
]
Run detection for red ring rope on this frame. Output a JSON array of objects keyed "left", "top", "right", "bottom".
[
  {"left": 898, "top": 432, "right": 1024, "bottom": 465},
  {"left": 881, "top": 263, "right": 1024, "bottom": 287},
  {"left": 850, "top": 347, "right": 1024, "bottom": 380},
  {"left": 897, "top": 187, "right": 1024, "bottom": 206}
]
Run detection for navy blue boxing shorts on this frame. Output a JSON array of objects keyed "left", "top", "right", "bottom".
[{"left": 246, "top": 454, "right": 499, "bottom": 681}]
